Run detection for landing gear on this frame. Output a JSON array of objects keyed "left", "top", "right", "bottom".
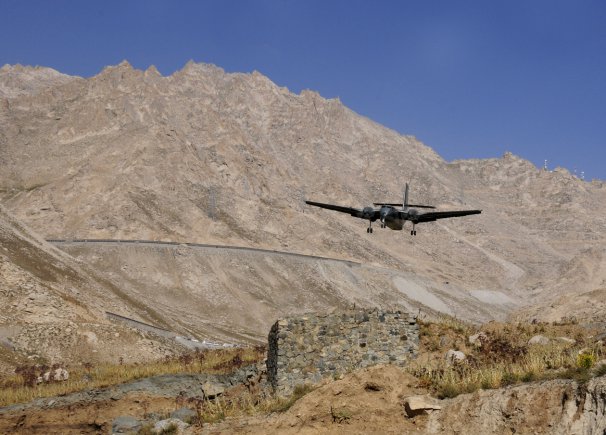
[
  {"left": 367, "top": 221, "right": 373, "bottom": 233},
  {"left": 410, "top": 224, "right": 417, "bottom": 236}
]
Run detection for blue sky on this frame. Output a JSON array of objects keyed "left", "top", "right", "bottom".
[{"left": 2, "top": 1, "right": 605, "bottom": 180}]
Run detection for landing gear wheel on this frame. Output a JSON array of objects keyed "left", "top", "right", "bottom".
[
  {"left": 370, "top": 228, "right": 373, "bottom": 234},
  {"left": 367, "top": 228, "right": 370, "bottom": 233}
]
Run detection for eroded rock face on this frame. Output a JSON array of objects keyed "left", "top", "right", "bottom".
[{"left": 427, "top": 376, "right": 606, "bottom": 435}]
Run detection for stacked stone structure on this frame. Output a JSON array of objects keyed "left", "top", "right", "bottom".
[{"left": 266, "top": 308, "right": 418, "bottom": 395}]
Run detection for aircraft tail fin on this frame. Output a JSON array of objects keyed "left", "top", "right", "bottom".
[{"left": 403, "top": 183, "right": 436, "bottom": 209}]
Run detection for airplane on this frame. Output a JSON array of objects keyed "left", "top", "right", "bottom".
[{"left": 305, "top": 183, "right": 481, "bottom": 236}]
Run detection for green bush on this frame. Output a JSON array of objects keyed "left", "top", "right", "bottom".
[
  {"left": 521, "top": 370, "right": 536, "bottom": 383},
  {"left": 437, "top": 383, "right": 462, "bottom": 399},
  {"left": 577, "top": 352, "right": 596, "bottom": 369},
  {"left": 500, "top": 371, "right": 519, "bottom": 386}
]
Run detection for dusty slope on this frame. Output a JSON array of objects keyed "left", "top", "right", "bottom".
[
  {"left": 1, "top": 61, "right": 605, "bottom": 325},
  {"left": 0, "top": 205, "right": 182, "bottom": 372},
  {"left": 55, "top": 240, "right": 509, "bottom": 343}
]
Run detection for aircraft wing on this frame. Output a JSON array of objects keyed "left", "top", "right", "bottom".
[
  {"left": 305, "top": 201, "right": 379, "bottom": 219},
  {"left": 413, "top": 209, "right": 481, "bottom": 223}
]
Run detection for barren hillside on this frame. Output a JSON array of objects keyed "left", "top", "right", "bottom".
[
  {"left": 0, "top": 205, "right": 182, "bottom": 372},
  {"left": 1, "top": 61, "right": 605, "bottom": 332}
]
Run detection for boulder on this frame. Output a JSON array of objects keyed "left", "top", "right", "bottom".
[
  {"left": 39, "top": 368, "right": 69, "bottom": 383},
  {"left": 112, "top": 416, "right": 141, "bottom": 434},
  {"left": 445, "top": 349, "right": 466, "bottom": 365},
  {"left": 202, "top": 381, "right": 225, "bottom": 399},
  {"left": 170, "top": 407, "right": 197, "bottom": 424},
  {"left": 528, "top": 335, "right": 550, "bottom": 345},
  {"left": 469, "top": 332, "right": 487, "bottom": 347},
  {"left": 403, "top": 395, "right": 442, "bottom": 418},
  {"left": 52, "top": 368, "right": 69, "bottom": 381}
]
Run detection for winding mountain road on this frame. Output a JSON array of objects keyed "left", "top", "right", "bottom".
[{"left": 46, "top": 238, "right": 361, "bottom": 267}]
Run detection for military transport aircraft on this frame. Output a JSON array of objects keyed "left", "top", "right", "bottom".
[{"left": 305, "top": 183, "right": 481, "bottom": 236}]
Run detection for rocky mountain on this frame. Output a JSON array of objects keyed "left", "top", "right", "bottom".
[{"left": 1, "top": 61, "right": 605, "bottom": 351}]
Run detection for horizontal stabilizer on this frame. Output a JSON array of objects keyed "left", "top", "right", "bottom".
[
  {"left": 373, "top": 203, "right": 436, "bottom": 209},
  {"left": 408, "top": 204, "right": 436, "bottom": 209}
]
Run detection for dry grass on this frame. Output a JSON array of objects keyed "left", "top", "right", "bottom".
[
  {"left": 0, "top": 346, "right": 265, "bottom": 407},
  {"left": 410, "top": 318, "right": 605, "bottom": 398},
  {"left": 178, "top": 383, "right": 317, "bottom": 427}
]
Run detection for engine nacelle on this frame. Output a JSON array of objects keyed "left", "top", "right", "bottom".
[{"left": 361, "top": 207, "right": 375, "bottom": 219}]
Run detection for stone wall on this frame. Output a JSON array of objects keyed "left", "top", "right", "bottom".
[{"left": 266, "top": 308, "right": 418, "bottom": 395}]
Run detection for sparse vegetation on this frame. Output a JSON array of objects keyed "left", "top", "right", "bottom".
[
  {"left": 137, "top": 423, "right": 155, "bottom": 435},
  {"left": 264, "top": 383, "right": 316, "bottom": 413},
  {"left": 330, "top": 405, "right": 352, "bottom": 423},
  {"left": 174, "top": 382, "right": 316, "bottom": 426},
  {"left": 595, "top": 363, "right": 606, "bottom": 377},
  {"left": 577, "top": 351, "right": 596, "bottom": 369},
  {"left": 0, "top": 346, "right": 265, "bottom": 407},
  {"left": 408, "top": 317, "right": 605, "bottom": 398}
]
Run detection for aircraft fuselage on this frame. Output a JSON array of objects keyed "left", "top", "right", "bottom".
[{"left": 380, "top": 205, "right": 405, "bottom": 230}]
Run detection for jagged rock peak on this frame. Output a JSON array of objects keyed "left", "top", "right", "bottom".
[
  {"left": 1, "top": 63, "right": 33, "bottom": 72},
  {"left": 98, "top": 60, "right": 135, "bottom": 73},
  {"left": 144, "top": 65, "right": 162, "bottom": 77},
  {"left": 1, "top": 63, "right": 21, "bottom": 71},
  {"left": 300, "top": 88, "right": 342, "bottom": 105},
  {"left": 117, "top": 59, "right": 133, "bottom": 69},
  {"left": 177, "top": 60, "right": 225, "bottom": 76},
  {"left": 93, "top": 60, "right": 148, "bottom": 84}
]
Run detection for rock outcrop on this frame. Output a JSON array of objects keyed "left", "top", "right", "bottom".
[{"left": 428, "top": 376, "right": 606, "bottom": 434}]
